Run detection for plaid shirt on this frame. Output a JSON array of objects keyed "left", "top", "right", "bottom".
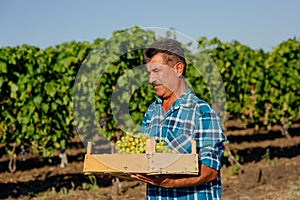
[{"left": 141, "top": 89, "right": 226, "bottom": 200}]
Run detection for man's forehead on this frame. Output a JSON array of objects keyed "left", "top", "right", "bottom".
[{"left": 146, "top": 62, "right": 169, "bottom": 71}]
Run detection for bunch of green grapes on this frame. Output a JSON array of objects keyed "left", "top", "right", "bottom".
[
  {"left": 115, "top": 133, "right": 177, "bottom": 154},
  {"left": 115, "top": 133, "right": 148, "bottom": 154},
  {"left": 155, "top": 140, "right": 177, "bottom": 153}
]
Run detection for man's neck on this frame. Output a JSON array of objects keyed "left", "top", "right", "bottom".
[{"left": 162, "top": 82, "right": 186, "bottom": 114}]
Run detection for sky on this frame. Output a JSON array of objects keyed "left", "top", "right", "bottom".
[{"left": 0, "top": 0, "right": 299, "bottom": 52}]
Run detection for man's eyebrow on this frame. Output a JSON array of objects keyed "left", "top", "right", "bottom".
[{"left": 146, "top": 66, "right": 160, "bottom": 72}]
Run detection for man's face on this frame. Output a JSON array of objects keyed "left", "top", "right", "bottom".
[{"left": 146, "top": 53, "right": 178, "bottom": 99}]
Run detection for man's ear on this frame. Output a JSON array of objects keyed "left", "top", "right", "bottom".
[{"left": 175, "top": 62, "right": 185, "bottom": 76}]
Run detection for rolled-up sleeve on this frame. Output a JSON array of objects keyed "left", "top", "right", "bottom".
[{"left": 194, "top": 111, "right": 226, "bottom": 170}]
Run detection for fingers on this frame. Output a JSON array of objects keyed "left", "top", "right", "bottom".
[{"left": 130, "top": 174, "right": 154, "bottom": 184}]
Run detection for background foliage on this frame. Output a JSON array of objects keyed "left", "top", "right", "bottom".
[{"left": 0, "top": 26, "right": 299, "bottom": 157}]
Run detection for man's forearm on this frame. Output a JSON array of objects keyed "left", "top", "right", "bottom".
[
  {"left": 131, "top": 164, "right": 218, "bottom": 188},
  {"left": 173, "top": 164, "right": 218, "bottom": 188}
]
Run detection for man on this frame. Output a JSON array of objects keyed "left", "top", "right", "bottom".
[{"left": 131, "top": 39, "right": 226, "bottom": 199}]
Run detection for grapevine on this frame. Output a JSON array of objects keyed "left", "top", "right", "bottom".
[{"left": 0, "top": 26, "right": 299, "bottom": 172}]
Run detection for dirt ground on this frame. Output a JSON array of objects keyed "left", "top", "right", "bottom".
[{"left": 0, "top": 119, "right": 299, "bottom": 200}]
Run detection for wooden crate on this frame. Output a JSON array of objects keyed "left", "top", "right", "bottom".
[{"left": 83, "top": 139, "right": 199, "bottom": 180}]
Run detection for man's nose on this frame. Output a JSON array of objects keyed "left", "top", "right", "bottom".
[{"left": 148, "top": 72, "right": 155, "bottom": 84}]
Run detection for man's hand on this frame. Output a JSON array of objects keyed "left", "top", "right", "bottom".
[{"left": 130, "top": 174, "right": 177, "bottom": 188}]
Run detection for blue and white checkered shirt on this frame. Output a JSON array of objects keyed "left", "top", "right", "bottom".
[{"left": 141, "top": 88, "right": 226, "bottom": 200}]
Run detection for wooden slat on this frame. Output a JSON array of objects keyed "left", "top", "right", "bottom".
[
  {"left": 191, "top": 140, "right": 197, "bottom": 154},
  {"left": 86, "top": 142, "right": 92, "bottom": 155},
  {"left": 146, "top": 138, "right": 155, "bottom": 153},
  {"left": 83, "top": 154, "right": 149, "bottom": 173},
  {"left": 149, "top": 153, "right": 198, "bottom": 175}
]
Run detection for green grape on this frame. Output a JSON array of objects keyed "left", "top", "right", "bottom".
[{"left": 115, "top": 133, "right": 177, "bottom": 154}]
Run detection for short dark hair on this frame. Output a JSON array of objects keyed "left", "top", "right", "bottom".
[{"left": 143, "top": 39, "right": 186, "bottom": 74}]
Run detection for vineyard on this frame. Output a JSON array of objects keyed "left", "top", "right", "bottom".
[{"left": 0, "top": 26, "right": 300, "bottom": 199}]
